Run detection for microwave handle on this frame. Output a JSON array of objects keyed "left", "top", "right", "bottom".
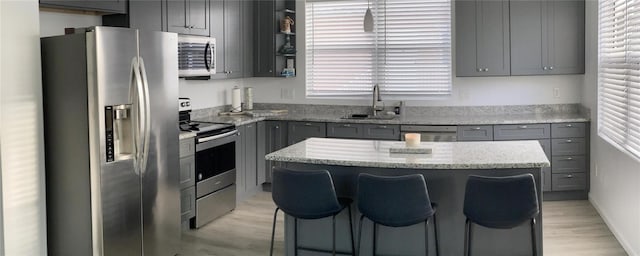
[
  {"left": 209, "top": 43, "right": 215, "bottom": 72},
  {"left": 204, "top": 42, "right": 211, "bottom": 72}
]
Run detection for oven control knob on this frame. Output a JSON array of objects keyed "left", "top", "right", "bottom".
[{"left": 198, "top": 173, "right": 202, "bottom": 180}]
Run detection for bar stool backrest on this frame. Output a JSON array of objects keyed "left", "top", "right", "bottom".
[
  {"left": 272, "top": 167, "right": 342, "bottom": 219},
  {"left": 357, "top": 173, "right": 434, "bottom": 227}
]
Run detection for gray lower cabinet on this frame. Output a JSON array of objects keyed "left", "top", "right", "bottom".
[
  {"left": 265, "top": 121, "right": 288, "bottom": 183},
  {"left": 327, "top": 123, "right": 363, "bottom": 139},
  {"left": 362, "top": 124, "right": 400, "bottom": 140},
  {"left": 236, "top": 123, "right": 259, "bottom": 202},
  {"left": 257, "top": 121, "right": 267, "bottom": 184},
  {"left": 288, "top": 122, "right": 326, "bottom": 145},
  {"left": 40, "top": 0, "right": 126, "bottom": 13},
  {"left": 550, "top": 122, "right": 587, "bottom": 191},
  {"left": 455, "top": 0, "right": 510, "bottom": 77},
  {"left": 166, "top": 0, "right": 210, "bottom": 36},
  {"left": 538, "top": 139, "right": 552, "bottom": 192},
  {"left": 510, "top": 0, "right": 584, "bottom": 75},
  {"left": 235, "top": 125, "right": 246, "bottom": 197},
  {"left": 493, "top": 124, "right": 551, "bottom": 140},
  {"left": 179, "top": 137, "right": 196, "bottom": 228}
]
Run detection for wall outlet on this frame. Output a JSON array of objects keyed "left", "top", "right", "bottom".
[
  {"left": 281, "top": 88, "right": 295, "bottom": 99},
  {"left": 553, "top": 88, "right": 560, "bottom": 98}
]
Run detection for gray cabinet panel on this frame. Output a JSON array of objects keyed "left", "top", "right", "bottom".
[
  {"left": 224, "top": 0, "right": 243, "bottom": 77},
  {"left": 167, "top": 0, "right": 190, "bottom": 34},
  {"left": 235, "top": 125, "right": 246, "bottom": 194},
  {"left": 551, "top": 155, "right": 586, "bottom": 173},
  {"left": 180, "top": 187, "right": 196, "bottom": 220},
  {"left": 538, "top": 139, "right": 551, "bottom": 160},
  {"left": 189, "top": 0, "right": 210, "bottom": 35},
  {"left": 180, "top": 137, "right": 195, "bottom": 157},
  {"left": 210, "top": 0, "right": 226, "bottom": 77},
  {"left": 245, "top": 123, "right": 258, "bottom": 188},
  {"left": 457, "top": 125, "right": 494, "bottom": 141},
  {"left": 551, "top": 138, "right": 586, "bottom": 156},
  {"left": 456, "top": 0, "right": 510, "bottom": 77},
  {"left": 362, "top": 124, "right": 400, "bottom": 140},
  {"left": 288, "top": 122, "right": 326, "bottom": 145},
  {"left": 510, "top": 0, "right": 546, "bottom": 75},
  {"left": 551, "top": 122, "right": 586, "bottom": 138},
  {"left": 257, "top": 121, "right": 267, "bottom": 184},
  {"left": 266, "top": 121, "right": 287, "bottom": 182},
  {"left": 552, "top": 173, "right": 586, "bottom": 191},
  {"left": 167, "top": 0, "right": 210, "bottom": 36},
  {"left": 547, "top": 0, "right": 585, "bottom": 74},
  {"left": 243, "top": 0, "right": 255, "bottom": 77},
  {"left": 179, "top": 155, "right": 196, "bottom": 189},
  {"left": 327, "top": 123, "right": 363, "bottom": 139},
  {"left": 102, "top": 0, "right": 164, "bottom": 31},
  {"left": 493, "top": 124, "right": 551, "bottom": 140},
  {"left": 542, "top": 167, "right": 551, "bottom": 192},
  {"left": 254, "top": 0, "right": 276, "bottom": 76}
]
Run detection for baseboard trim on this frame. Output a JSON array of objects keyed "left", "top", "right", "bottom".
[{"left": 589, "top": 194, "right": 638, "bottom": 256}]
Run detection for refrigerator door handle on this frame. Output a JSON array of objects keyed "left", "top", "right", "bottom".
[
  {"left": 138, "top": 57, "right": 152, "bottom": 176},
  {"left": 129, "top": 57, "right": 145, "bottom": 176}
]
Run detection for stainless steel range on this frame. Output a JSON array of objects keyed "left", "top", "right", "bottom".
[{"left": 179, "top": 98, "right": 237, "bottom": 228}]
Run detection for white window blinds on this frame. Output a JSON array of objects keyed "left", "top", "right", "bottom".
[
  {"left": 598, "top": 0, "right": 640, "bottom": 158},
  {"left": 306, "top": 0, "right": 452, "bottom": 99}
]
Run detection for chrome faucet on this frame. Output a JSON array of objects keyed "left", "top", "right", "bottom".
[{"left": 372, "top": 84, "right": 384, "bottom": 116}]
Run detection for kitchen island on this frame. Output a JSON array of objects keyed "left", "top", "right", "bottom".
[{"left": 266, "top": 138, "right": 550, "bottom": 256}]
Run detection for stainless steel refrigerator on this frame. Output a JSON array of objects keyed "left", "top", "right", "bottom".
[{"left": 41, "top": 26, "right": 180, "bottom": 256}]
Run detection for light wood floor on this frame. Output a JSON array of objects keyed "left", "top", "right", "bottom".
[{"left": 179, "top": 191, "right": 627, "bottom": 256}]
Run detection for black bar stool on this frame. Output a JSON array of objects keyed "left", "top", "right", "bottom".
[
  {"left": 357, "top": 173, "right": 439, "bottom": 256},
  {"left": 463, "top": 174, "right": 540, "bottom": 256},
  {"left": 269, "top": 167, "right": 355, "bottom": 256}
]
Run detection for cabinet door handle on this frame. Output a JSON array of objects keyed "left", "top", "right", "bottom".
[
  {"left": 518, "top": 125, "right": 528, "bottom": 129},
  {"left": 565, "top": 124, "right": 573, "bottom": 127},
  {"left": 565, "top": 139, "right": 573, "bottom": 143},
  {"left": 549, "top": 66, "right": 554, "bottom": 70},
  {"left": 476, "top": 68, "right": 482, "bottom": 72},
  {"left": 304, "top": 123, "right": 312, "bottom": 126},
  {"left": 543, "top": 66, "right": 548, "bottom": 70},
  {"left": 483, "top": 68, "right": 489, "bottom": 72},
  {"left": 275, "top": 126, "right": 279, "bottom": 129},
  {"left": 472, "top": 127, "right": 482, "bottom": 130}
]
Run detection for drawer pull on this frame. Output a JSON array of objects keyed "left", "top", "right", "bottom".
[
  {"left": 565, "top": 124, "right": 573, "bottom": 127},
  {"left": 518, "top": 125, "right": 528, "bottom": 129},
  {"left": 472, "top": 127, "right": 482, "bottom": 130},
  {"left": 342, "top": 124, "right": 351, "bottom": 127},
  {"left": 305, "top": 123, "right": 312, "bottom": 126},
  {"left": 275, "top": 126, "right": 279, "bottom": 129},
  {"left": 565, "top": 174, "right": 574, "bottom": 179},
  {"left": 565, "top": 139, "right": 573, "bottom": 143},
  {"left": 564, "top": 157, "right": 574, "bottom": 161},
  {"left": 378, "top": 125, "right": 387, "bottom": 129}
]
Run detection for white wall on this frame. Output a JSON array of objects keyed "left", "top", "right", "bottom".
[
  {"left": 1, "top": 0, "right": 47, "bottom": 255},
  {"left": 582, "top": 1, "right": 640, "bottom": 255}
]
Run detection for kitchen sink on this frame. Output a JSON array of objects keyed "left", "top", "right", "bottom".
[{"left": 341, "top": 114, "right": 397, "bottom": 120}]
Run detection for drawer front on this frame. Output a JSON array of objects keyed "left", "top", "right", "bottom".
[
  {"left": 552, "top": 173, "right": 586, "bottom": 191},
  {"left": 179, "top": 155, "right": 196, "bottom": 189},
  {"left": 551, "top": 155, "right": 586, "bottom": 173},
  {"left": 195, "top": 184, "right": 237, "bottom": 228},
  {"left": 542, "top": 167, "right": 551, "bottom": 192},
  {"left": 538, "top": 139, "right": 551, "bottom": 160},
  {"left": 457, "top": 125, "right": 494, "bottom": 141},
  {"left": 362, "top": 124, "right": 400, "bottom": 140},
  {"left": 179, "top": 138, "right": 195, "bottom": 157},
  {"left": 551, "top": 123, "right": 586, "bottom": 138},
  {"left": 288, "top": 122, "right": 327, "bottom": 145},
  {"left": 327, "top": 123, "right": 363, "bottom": 139},
  {"left": 494, "top": 124, "right": 551, "bottom": 140},
  {"left": 180, "top": 186, "right": 196, "bottom": 221},
  {"left": 551, "top": 138, "right": 587, "bottom": 156}
]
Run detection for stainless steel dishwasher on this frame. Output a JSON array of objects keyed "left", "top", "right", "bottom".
[{"left": 400, "top": 125, "right": 458, "bottom": 141}]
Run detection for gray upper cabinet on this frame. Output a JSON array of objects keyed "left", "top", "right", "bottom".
[
  {"left": 103, "top": 0, "right": 164, "bottom": 31},
  {"left": 40, "top": 0, "right": 126, "bottom": 13},
  {"left": 254, "top": 0, "right": 276, "bottom": 77},
  {"left": 510, "top": 0, "right": 584, "bottom": 75},
  {"left": 456, "top": 0, "right": 510, "bottom": 77},
  {"left": 210, "top": 0, "right": 252, "bottom": 79},
  {"left": 167, "top": 0, "right": 210, "bottom": 36}
]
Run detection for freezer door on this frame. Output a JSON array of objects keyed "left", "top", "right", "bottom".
[
  {"left": 90, "top": 27, "right": 143, "bottom": 256},
  {"left": 138, "top": 30, "right": 181, "bottom": 256}
]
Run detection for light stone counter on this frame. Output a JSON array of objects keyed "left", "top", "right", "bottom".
[{"left": 266, "top": 138, "right": 550, "bottom": 169}]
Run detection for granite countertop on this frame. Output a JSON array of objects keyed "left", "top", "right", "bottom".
[
  {"left": 265, "top": 138, "right": 550, "bottom": 170},
  {"left": 179, "top": 131, "right": 196, "bottom": 140},
  {"left": 193, "top": 111, "right": 589, "bottom": 126}
]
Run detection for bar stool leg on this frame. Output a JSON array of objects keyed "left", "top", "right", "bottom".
[
  {"left": 373, "top": 223, "right": 378, "bottom": 256},
  {"left": 531, "top": 218, "right": 537, "bottom": 256},
  {"left": 332, "top": 215, "right": 337, "bottom": 256},
  {"left": 464, "top": 218, "right": 472, "bottom": 256},
  {"left": 270, "top": 208, "right": 280, "bottom": 256},
  {"left": 347, "top": 205, "right": 355, "bottom": 255},
  {"left": 357, "top": 215, "right": 365, "bottom": 256},
  {"left": 424, "top": 219, "right": 429, "bottom": 256},
  {"left": 294, "top": 217, "right": 298, "bottom": 256},
  {"left": 432, "top": 213, "right": 439, "bottom": 256}
]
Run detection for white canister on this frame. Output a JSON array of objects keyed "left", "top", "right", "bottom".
[
  {"left": 231, "top": 86, "right": 242, "bottom": 112},
  {"left": 244, "top": 87, "right": 253, "bottom": 110}
]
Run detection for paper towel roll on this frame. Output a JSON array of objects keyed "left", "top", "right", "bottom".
[
  {"left": 244, "top": 87, "right": 253, "bottom": 110},
  {"left": 231, "top": 86, "right": 242, "bottom": 112}
]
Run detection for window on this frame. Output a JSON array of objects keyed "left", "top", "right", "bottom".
[
  {"left": 598, "top": 0, "right": 640, "bottom": 158},
  {"left": 305, "top": 0, "right": 452, "bottom": 99}
]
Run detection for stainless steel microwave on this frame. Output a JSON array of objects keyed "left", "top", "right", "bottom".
[{"left": 178, "top": 35, "right": 216, "bottom": 77}]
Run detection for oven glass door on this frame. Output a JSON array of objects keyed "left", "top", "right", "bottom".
[{"left": 195, "top": 140, "right": 235, "bottom": 181}]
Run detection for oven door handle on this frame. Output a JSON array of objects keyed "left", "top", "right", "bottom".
[{"left": 197, "top": 130, "right": 238, "bottom": 144}]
